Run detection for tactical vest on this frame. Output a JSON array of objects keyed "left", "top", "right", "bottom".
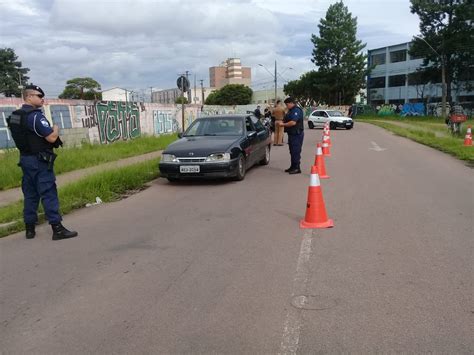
[
  {"left": 285, "top": 107, "right": 304, "bottom": 135},
  {"left": 7, "top": 108, "right": 54, "bottom": 154}
]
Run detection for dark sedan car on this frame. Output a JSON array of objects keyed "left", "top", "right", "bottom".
[{"left": 159, "top": 115, "right": 272, "bottom": 182}]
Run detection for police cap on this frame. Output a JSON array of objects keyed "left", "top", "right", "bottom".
[
  {"left": 24, "top": 84, "right": 45, "bottom": 98},
  {"left": 284, "top": 97, "right": 295, "bottom": 104}
]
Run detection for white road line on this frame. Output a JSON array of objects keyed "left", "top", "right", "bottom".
[
  {"left": 369, "top": 141, "right": 387, "bottom": 151},
  {"left": 279, "top": 229, "right": 314, "bottom": 354}
]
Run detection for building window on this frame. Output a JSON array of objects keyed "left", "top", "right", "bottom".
[
  {"left": 388, "top": 75, "right": 406, "bottom": 87},
  {"left": 369, "top": 77, "right": 386, "bottom": 88},
  {"left": 371, "top": 53, "right": 386, "bottom": 66},
  {"left": 390, "top": 50, "right": 407, "bottom": 63}
]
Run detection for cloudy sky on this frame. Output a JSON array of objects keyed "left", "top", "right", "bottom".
[{"left": 1, "top": 0, "right": 421, "bottom": 98}]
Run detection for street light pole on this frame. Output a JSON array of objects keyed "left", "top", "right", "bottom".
[
  {"left": 274, "top": 60, "right": 277, "bottom": 104},
  {"left": 414, "top": 36, "right": 447, "bottom": 118}
]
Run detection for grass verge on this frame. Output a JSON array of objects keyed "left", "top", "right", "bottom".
[
  {"left": 0, "top": 134, "right": 176, "bottom": 191},
  {"left": 0, "top": 158, "right": 160, "bottom": 238},
  {"left": 361, "top": 118, "right": 474, "bottom": 165}
]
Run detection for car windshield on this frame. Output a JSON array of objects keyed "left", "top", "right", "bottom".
[
  {"left": 328, "top": 111, "right": 343, "bottom": 117},
  {"left": 184, "top": 117, "right": 244, "bottom": 136}
]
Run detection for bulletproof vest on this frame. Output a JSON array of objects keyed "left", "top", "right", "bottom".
[
  {"left": 285, "top": 107, "right": 304, "bottom": 135},
  {"left": 7, "top": 108, "right": 54, "bottom": 154}
]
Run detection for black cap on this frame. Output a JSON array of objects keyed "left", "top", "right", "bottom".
[
  {"left": 284, "top": 97, "right": 295, "bottom": 104},
  {"left": 24, "top": 84, "right": 45, "bottom": 97}
]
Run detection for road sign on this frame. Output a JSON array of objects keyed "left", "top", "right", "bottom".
[{"left": 177, "top": 76, "right": 190, "bottom": 92}]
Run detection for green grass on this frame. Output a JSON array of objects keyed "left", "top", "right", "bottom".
[
  {"left": 0, "top": 158, "right": 161, "bottom": 238},
  {"left": 0, "top": 134, "right": 176, "bottom": 191},
  {"left": 359, "top": 116, "right": 474, "bottom": 165}
]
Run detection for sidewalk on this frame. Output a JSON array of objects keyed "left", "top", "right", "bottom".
[{"left": 0, "top": 150, "right": 162, "bottom": 208}]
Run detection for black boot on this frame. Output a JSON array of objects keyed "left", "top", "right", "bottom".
[
  {"left": 25, "top": 224, "right": 36, "bottom": 239},
  {"left": 52, "top": 223, "right": 78, "bottom": 240},
  {"left": 285, "top": 167, "right": 293, "bottom": 172}
]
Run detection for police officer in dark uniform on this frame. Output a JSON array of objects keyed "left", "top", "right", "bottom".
[
  {"left": 7, "top": 85, "right": 78, "bottom": 240},
  {"left": 278, "top": 97, "right": 304, "bottom": 174}
]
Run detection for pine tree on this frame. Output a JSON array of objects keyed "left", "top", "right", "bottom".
[
  {"left": 0, "top": 48, "right": 30, "bottom": 97},
  {"left": 311, "top": 1, "right": 367, "bottom": 105}
]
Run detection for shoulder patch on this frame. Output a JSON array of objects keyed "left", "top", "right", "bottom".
[{"left": 40, "top": 118, "right": 50, "bottom": 127}]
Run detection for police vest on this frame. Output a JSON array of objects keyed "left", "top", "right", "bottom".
[
  {"left": 7, "top": 108, "right": 54, "bottom": 154},
  {"left": 285, "top": 107, "right": 304, "bottom": 135}
]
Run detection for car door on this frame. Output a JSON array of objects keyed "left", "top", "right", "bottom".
[
  {"left": 314, "top": 111, "right": 325, "bottom": 127},
  {"left": 250, "top": 116, "right": 269, "bottom": 161},
  {"left": 245, "top": 117, "right": 259, "bottom": 166}
]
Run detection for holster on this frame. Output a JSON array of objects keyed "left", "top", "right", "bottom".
[{"left": 38, "top": 151, "right": 57, "bottom": 170}]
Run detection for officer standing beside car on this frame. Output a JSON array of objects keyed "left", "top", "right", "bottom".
[
  {"left": 277, "top": 97, "right": 304, "bottom": 174},
  {"left": 7, "top": 85, "right": 78, "bottom": 240}
]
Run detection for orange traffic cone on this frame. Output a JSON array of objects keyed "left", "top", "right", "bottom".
[
  {"left": 324, "top": 122, "right": 330, "bottom": 134},
  {"left": 323, "top": 132, "right": 332, "bottom": 147},
  {"left": 314, "top": 143, "right": 329, "bottom": 179},
  {"left": 322, "top": 142, "right": 331, "bottom": 157},
  {"left": 464, "top": 126, "right": 472, "bottom": 146},
  {"left": 300, "top": 165, "right": 334, "bottom": 229}
]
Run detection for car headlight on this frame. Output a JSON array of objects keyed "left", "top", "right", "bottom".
[
  {"left": 206, "top": 153, "right": 231, "bottom": 162},
  {"left": 161, "top": 154, "right": 178, "bottom": 162}
]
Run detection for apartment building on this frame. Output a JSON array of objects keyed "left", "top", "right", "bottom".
[{"left": 209, "top": 58, "right": 251, "bottom": 89}]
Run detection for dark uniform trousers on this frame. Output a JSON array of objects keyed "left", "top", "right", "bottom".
[
  {"left": 288, "top": 131, "right": 304, "bottom": 170},
  {"left": 20, "top": 155, "right": 61, "bottom": 225}
]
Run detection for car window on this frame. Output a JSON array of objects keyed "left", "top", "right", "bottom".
[
  {"left": 315, "top": 111, "right": 323, "bottom": 117},
  {"left": 328, "top": 111, "right": 343, "bottom": 117},
  {"left": 184, "top": 117, "right": 244, "bottom": 136},
  {"left": 322, "top": 112, "right": 328, "bottom": 117},
  {"left": 251, "top": 116, "right": 265, "bottom": 132}
]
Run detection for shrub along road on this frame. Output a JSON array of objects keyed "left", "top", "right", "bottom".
[{"left": 1, "top": 123, "right": 472, "bottom": 353}]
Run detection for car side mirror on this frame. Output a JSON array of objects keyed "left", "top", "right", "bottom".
[
  {"left": 247, "top": 131, "right": 257, "bottom": 139},
  {"left": 177, "top": 132, "right": 183, "bottom": 138}
]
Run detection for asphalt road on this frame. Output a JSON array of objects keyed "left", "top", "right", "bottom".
[{"left": 1, "top": 122, "right": 472, "bottom": 354}]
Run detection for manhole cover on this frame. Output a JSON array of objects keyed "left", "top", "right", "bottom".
[{"left": 291, "top": 295, "right": 338, "bottom": 310}]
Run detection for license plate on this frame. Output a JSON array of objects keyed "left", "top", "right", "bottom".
[
  {"left": 346, "top": 122, "right": 352, "bottom": 125},
  {"left": 180, "top": 165, "right": 200, "bottom": 173}
]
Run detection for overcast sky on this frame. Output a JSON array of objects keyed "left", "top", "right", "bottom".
[{"left": 1, "top": 0, "right": 421, "bottom": 98}]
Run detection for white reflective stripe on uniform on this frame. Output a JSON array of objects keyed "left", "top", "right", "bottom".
[
  {"left": 32, "top": 113, "right": 44, "bottom": 137},
  {"left": 310, "top": 173, "right": 320, "bottom": 187}
]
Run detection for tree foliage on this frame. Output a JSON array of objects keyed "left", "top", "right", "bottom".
[
  {"left": 310, "top": 1, "right": 367, "bottom": 105},
  {"left": 0, "top": 48, "right": 30, "bottom": 97},
  {"left": 284, "top": 71, "right": 325, "bottom": 106},
  {"left": 59, "top": 77, "right": 102, "bottom": 100},
  {"left": 175, "top": 96, "right": 188, "bottom": 104},
  {"left": 409, "top": 0, "right": 474, "bottom": 101},
  {"left": 205, "top": 84, "right": 253, "bottom": 105}
]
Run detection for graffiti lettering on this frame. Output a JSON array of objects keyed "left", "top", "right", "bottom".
[
  {"left": 97, "top": 101, "right": 141, "bottom": 144},
  {"left": 154, "top": 110, "right": 176, "bottom": 134},
  {"left": 81, "top": 105, "right": 98, "bottom": 129}
]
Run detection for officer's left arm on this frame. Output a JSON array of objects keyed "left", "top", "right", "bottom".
[{"left": 280, "top": 110, "right": 302, "bottom": 127}]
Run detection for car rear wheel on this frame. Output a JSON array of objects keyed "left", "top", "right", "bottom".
[
  {"left": 167, "top": 177, "right": 179, "bottom": 182},
  {"left": 234, "top": 154, "right": 246, "bottom": 181},
  {"left": 308, "top": 121, "right": 314, "bottom": 129},
  {"left": 330, "top": 122, "right": 337, "bottom": 130},
  {"left": 260, "top": 145, "right": 271, "bottom": 165}
]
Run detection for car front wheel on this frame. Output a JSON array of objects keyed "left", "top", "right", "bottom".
[
  {"left": 308, "top": 121, "right": 314, "bottom": 129},
  {"left": 234, "top": 154, "right": 246, "bottom": 181},
  {"left": 330, "top": 122, "right": 337, "bottom": 130}
]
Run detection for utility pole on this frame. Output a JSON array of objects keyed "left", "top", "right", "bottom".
[
  {"left": 194, "top": 74, "right": 197, "bottom": 104},
  {"left": 200, "top": 79, "right": 205, "bottom": 105},
  {"left": 185, "top": 70, "right": 191, "bottom": 103},
  {"left": 149, "top": 86, "right": 153, "bottom": 103},
  {"left": 274, "top": 60, "right": 277, "bottom": 104}
]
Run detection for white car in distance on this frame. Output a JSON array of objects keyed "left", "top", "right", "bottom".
[{"left": 308, "top": 109, "right": 354, "bottom": 130}]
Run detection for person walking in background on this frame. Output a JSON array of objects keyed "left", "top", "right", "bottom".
[
  {"left": 278, "top": 97, "right": 304, "bottom": 174},
  {"left": 272, "top": 100, "right": 285, "bottom": 146},
  {"left": 254, "top": 105, "right": 262, "bottom": 119},
  {"left": 7, "top": 85, "right": 78, "bottom": 240}
]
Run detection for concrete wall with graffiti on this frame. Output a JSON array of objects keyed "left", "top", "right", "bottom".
[{"left": 1, "top": 99, "right": 250, "bottom": 149}]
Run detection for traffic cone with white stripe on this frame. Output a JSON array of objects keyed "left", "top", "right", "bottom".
[
  {"left": 300, "top": 165, "right": 334, "bottom": 229},
  {"left": 324, "top": 122, "right": 330, "bottom": 134},
  {"left": 322, "top": 142, "right": 331, "bottom": 157},
  {"left": 313, "top": 143, "right": 329, "bottom": 179},
  {"left": 323, "top": 132, "right": 332, "bottom": 147},
  {"left": 464, "top": 126, "right": 472, "bottom": 146}
]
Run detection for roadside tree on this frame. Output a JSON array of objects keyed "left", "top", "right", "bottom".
[
  {"left": 59, "top": 77, "right": 102, "bottom": 100},
  {"left": 0, "top": 48, "right": 30, "bottom": 97}
]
